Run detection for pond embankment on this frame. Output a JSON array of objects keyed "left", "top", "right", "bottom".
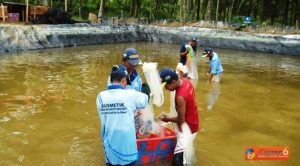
[{"left": 0, "top": 23, "right": 299, "bottom": 55}]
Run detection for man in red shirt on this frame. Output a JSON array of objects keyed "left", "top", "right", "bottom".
[{"left": 159, "top": 67, "right": 199, "bottom": 166}]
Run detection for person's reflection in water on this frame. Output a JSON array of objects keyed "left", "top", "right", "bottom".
[{"left": 206, "top": 82, "right": 221, "bottom": 111}]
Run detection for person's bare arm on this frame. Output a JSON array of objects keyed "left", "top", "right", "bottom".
[
  {"left": 159, "top": 96, "right": 186, "bottom": 132},
  {"left": 180, "top": 49, "right": 189, "bottom": 57}
]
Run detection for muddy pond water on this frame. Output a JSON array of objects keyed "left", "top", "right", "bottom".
[{"left": 0, "top": 42, "right": 299, "bottom": 166}]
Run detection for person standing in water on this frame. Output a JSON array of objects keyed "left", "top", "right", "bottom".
[
  {"left": 97, "top": 64, "right": 148, "bottom": 166},
  {"left": 107, "top": 48, "right": 150, "bottom": 133},
  {"left": 202, "top": 47, "right": 224, "bottom": 82},
  {"left": 179, "top": 38, "right": 199, "bottom": 80},
  {"left": 108, "top": 47, "right": 150, "bottom": 95},
  {"left": 120, "top": 47, "right": 143, "bottom": 91},
  {"left": 179, "top": 38, "right": 199, "bottom": 65},
  {"left": 158, "top": 67, "right": 199, "bottom": 166}
]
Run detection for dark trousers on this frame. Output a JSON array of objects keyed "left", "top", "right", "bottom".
[{"left": 172, "top": 152, "right": 184, "bottom": 166}]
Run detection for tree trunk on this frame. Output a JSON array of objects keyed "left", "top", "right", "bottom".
[
  {"left": 205, "top": 0, "right": 212, "bottom": 20},
  {"left": 289, "top": 0, "right": 294, "bottom": 25},
  {"left": 79, "top": 0, "right": 82, "bottom": 19},
  {"left": 180, "top": 0, "right": 186, "bottom": 23},
  {"left": 135, "top": 0, "right": 140, "bottom": 17},
  {"left": 228, "top": 0, "right": 235, "bottom": 21},
  {"left": 187, "top": 0, "right": 191, "bottom": 16},
  {"left": 155, "top": 0, "right": 159, "bottom": 10},
  {"left": 65, "top": 0, "right": 67, "bottom": 11},
  {"left": 290, "top": 0, "right": 297, "bottom": 25},
  {"left": 130, "top": 0, "right": 135, "bottom": 16},
  {"left": 237, "top": 0, "right": 245, "bottom": 15},
  {"left": 216, "top": 0, "right": 219, "bottom": 21},
  {"left": 223, "top": 0, "right": 228, "bottom": 21},
  {"left": 251, "top": 0, "right": 257, "bottom": 18},
  {"left": 98, "top": 0, "right": 104, "bottom": 22},
  {"left": 258, "top": 0, "right": 265, "bottom": 23},
  {"left": 170, "top": 0, "right": 178, "bottom": 18},
  {"left": 196, "top": 0, "right": 201, "bottom": 20},
  {"left": 270, "top": 0, "right": 278, "bottom": 25},
  {"left": 283, "top": 0, "right": 290, "bottom": 25}
]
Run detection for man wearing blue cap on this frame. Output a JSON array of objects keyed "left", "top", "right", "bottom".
[
  {"left": 121, "top": 48, "right": 143, "bottom": 91},
  {"left": 107, "top": 48, "right": 150, "bottom": 136},
  {"left": 158, "top": 67, "right": 199, "bottom": 166},
  {"left": 97, "top": 64, "right": 148, "bottom": 166},
  {"left": 108, "top": 48, "right": 149, "bottom": 93},
  {"left": 202, "top": 47, "right": 224, "bottom": 82}
]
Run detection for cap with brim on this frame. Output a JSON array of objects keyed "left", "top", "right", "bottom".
[
  {"left": 202, "top": 47, "right": 212, "bottom": 57},
  {"left": 128, "top": 58, "right": 140, "bottom": 65},
  {"left": 111, "top": 64, "right": 128, "bottom": 77},
  {"left": 123, "top": 48, "right": 141, "bottom": 65},
  {"left": 192, "top": 37, "right": 200, "bottom": 43},
  {"left": 159, "top": 67, "right": 178, "bottom": 85}
]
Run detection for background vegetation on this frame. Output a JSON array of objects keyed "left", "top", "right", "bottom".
[{"left": 3, "top": 0, "right": 300, "bottom": 26}]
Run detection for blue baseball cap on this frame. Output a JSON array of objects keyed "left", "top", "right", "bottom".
[
  {"left": 111, "top": 64, "right": 128, "bottom": 77},
  {"left": 202, "top": 47, "right": 212, "bottom": 57},
  {"left": 159, "top": 67, "right": 179, "bottom": 83},
  {"left": 123, "top": 48, "right": 141, "bottom": 65},
  {"left": 191, "top": 37, "right": 200, "bottom": 43}
]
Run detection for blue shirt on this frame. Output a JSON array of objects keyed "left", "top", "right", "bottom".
[
  {"left": 96, "top": 84, "right": 148, "bottom": 165},
  {"left": 127, "top": 70, "right": 143, "bottom": 92},
  {"left": 107, "top": 70, "right": 142, "bottom": 92},
  {"left": 179, "top": 44, "right": 197, "bottom": 65},
  {"left": 210, "top": 52, "right": 224, "bottom": 75}
]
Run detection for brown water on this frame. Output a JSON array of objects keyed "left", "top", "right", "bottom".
[{"left": 0, "top": 42, "right": 299, "bottom": 166}]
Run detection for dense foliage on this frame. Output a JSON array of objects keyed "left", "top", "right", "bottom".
[{"left": 3, "top": 0, "right": 300, "bottom": 26}]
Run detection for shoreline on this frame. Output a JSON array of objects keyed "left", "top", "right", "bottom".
[{"left": 0, "top": 23, "right": 299, "bottom": 55}]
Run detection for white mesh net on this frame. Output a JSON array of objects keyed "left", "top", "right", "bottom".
[
  {"left": 135, "top": 62, "right": 164, "bottom": 135},
  {"left": 142, "top": 62, "right": 164, "bottom": 107},
  {"left": 185, "top": 45, "right": 199, "bottom": 80}
]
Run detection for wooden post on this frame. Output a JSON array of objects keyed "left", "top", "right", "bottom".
[
  {"left": 26, "top": 0, "right": 29, "bottom": 23},
  {"left": 1, "top": 3, "right": 5, "bottom": 22},
  {"left": 34, "top": 6, "right": 36, "bottom": 19}
]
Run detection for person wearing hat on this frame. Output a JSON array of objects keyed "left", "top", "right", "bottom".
[
  {"left": 202, "top": 47, "right": 224, "bottom": 82},
  {"left": 179, "top": 37, "right": 199, "bottom": 66},
  {"left": 107, "top": 48, "right": 151, "bottom": 135},
  {"left": 96, "top": 64, "right": 148, "bottom": 166},
  {"left": 158, "top": 67, "right": 199, "bottom": 166},
  {"left": 107, "top": 47, "right": 150, "bottom": 94},
  {"left": 121, "top": 47, "right": 144, "bottom": 91}
]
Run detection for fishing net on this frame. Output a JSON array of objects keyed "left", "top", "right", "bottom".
[
  {"left": 170, "top": 91, "right": 195, "bottom": 165},
  {"left": 185, "top": 45, "right": 199, "bottom": 80},
  {"left": 136, "top": 62, "right": 164, "bottom": 136},
  {"left": 142, "top": 62, "right": 164, "bottom": 107}
]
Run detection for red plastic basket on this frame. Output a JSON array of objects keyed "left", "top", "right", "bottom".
[{"left": 136, "top": 127, "right": 176, "bottom": 165}]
